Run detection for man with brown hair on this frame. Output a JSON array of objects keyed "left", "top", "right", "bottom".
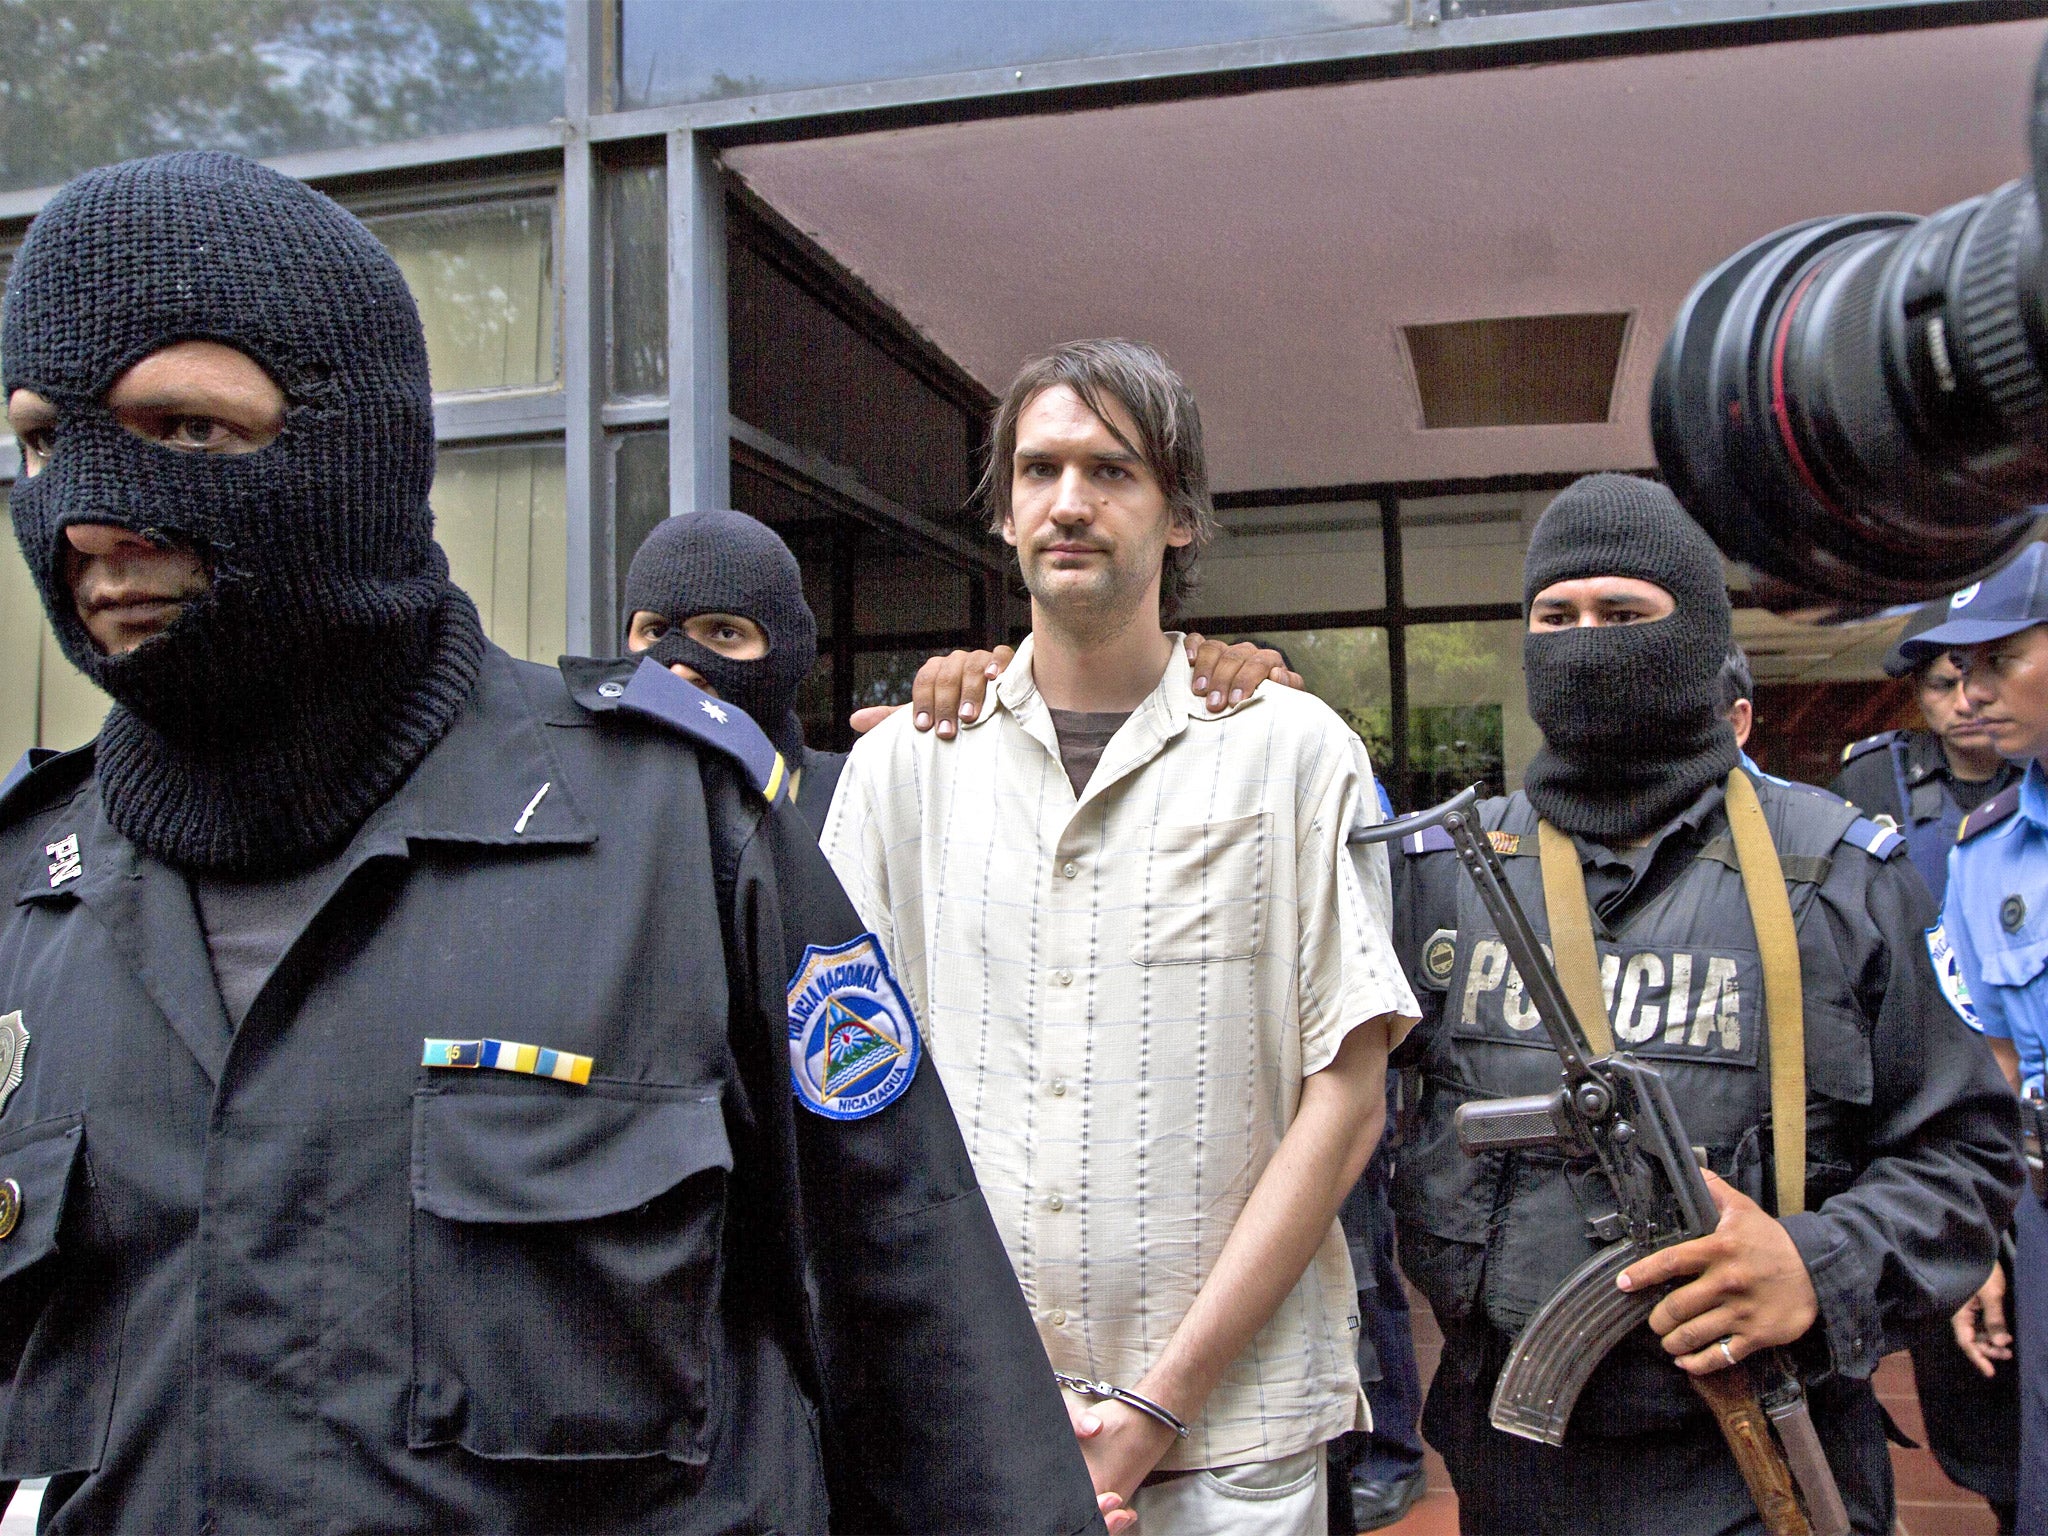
[{"left": 822, "top": 339, "right": 1418, "bottom": 1534}]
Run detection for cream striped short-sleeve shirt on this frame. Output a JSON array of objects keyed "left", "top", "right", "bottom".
[{"left": 821, "top": 636, "right": 1419, "bottom": 1470}]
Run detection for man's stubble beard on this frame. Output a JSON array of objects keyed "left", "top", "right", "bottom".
[{"left": 1020, "top": 539, "right": 1162, "bottom": 647}]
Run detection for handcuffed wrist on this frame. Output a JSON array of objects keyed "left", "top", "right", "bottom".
[{"left": 1054, "top": 1371, "right": 1190, "bottom": 1439}]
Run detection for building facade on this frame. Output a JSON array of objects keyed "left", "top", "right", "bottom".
[{"left": 1, "top": 0, "right": 2039, "bottom": 801}]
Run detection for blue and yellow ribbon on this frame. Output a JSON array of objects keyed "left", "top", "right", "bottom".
[{"left": 422, "top": 1037, "right": 594, "bottom": 1086}]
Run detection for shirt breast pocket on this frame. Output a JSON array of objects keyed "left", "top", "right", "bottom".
[
  {"left": 408, "top": 1081, "right": 732, "bottom": 1463},
  {"left": 1127, "top": 812, "right": 1271, "bottom": 966},
  {"left": 1977, "top": 929, "right": 2048, "bottom": 1011}
]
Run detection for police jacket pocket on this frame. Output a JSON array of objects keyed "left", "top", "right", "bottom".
[
  {"left": 0, "top": 1114, "right": 122, "bottom": 1481},
  {"left": 408, "top": 1083, "right": 733, "bottom": 1463}
]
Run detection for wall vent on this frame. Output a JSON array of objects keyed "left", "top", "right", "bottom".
[{"left": 1402, "top": 312, "right": 1628, "bottom": 429}]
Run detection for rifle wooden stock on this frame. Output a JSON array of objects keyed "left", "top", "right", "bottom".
[{"left": 1688, "top": 1363, "right": 1813, "bottom": 1536}]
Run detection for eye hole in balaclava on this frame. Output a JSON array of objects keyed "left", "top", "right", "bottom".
[
  {"left": 1519, "top": 474, "right": 1739, "bottom": 844},
  {"left": 1, "top": 151, "right": 486, "bottom": 875},
  {"left": 621, "top": 510, "right": 819, "bottom": 761}
]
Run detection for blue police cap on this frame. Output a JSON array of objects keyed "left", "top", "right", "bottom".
[{"left": 1897, "top": 543, "right": 2048, "bottom": 665}]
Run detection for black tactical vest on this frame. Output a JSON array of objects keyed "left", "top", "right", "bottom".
[{"left": 1393, "top": 780, "right": 1884, "bottom": 1430}]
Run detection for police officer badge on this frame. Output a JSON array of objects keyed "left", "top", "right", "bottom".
[
  {"left": 0, "top": 1011, "right": 27, "bottom": 1118},
  {"left": 1925, "top": 923, "right": 1984, "bottom": 1032},
  {"left": 1421, "top": 929, "right": 1459, "bottom": 990},
  {"left": 787, "top": 935, "right": 922, "bottom": 1120}
]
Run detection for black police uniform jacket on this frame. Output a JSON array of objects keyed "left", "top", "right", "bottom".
[
  {"left": 0, "top": 647, "right": 1104, "bottom": 1536},
  {"left": 1829, "top": 728, "right": 2020, "bottom": 905},
  {"left": 1390, "top": 774, "right": 2022, "bottom": 1433}
]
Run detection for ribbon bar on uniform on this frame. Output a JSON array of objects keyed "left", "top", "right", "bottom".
[{"left": 421, "top": 1037, "right": 594, "bottom": 1085}]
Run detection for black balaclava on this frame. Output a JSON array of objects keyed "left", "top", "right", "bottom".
[
  {"left": 1520, "top": 474, "right": 1738, "bottom": 844},
  {"left": 3, "top": 152, "right": 485, "bottom": 875},
  {"left": 622, "top": 510, "right": 817, "bottom": 760}
]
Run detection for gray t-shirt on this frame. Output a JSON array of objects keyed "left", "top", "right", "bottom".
[
  {"left": 190, "top": 858, "right": 339, "bottom": 1026},
  {"left": 1048, "top": 708, "right": 1132, "bottom": 798}
]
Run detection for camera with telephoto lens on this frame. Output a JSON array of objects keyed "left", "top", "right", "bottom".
[{"left": 1651, "top": 38, "right": 2048, "bottom": 616}]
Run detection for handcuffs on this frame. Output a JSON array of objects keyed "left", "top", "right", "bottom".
[{"left": 1054, "top": 1371, "right": 1190, "bottom": 1439}]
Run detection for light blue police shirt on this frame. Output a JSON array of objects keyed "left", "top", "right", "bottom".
[{"left": 1941, "top": 758, "right": 2048, "bottom": 1097}]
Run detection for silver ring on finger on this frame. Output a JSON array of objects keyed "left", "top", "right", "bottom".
[{"left": 1718, "top": 1337, "right": 1738, "bottom": 1369}]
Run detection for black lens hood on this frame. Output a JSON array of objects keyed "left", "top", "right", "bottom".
[{"left": 1654, "top": 212, "right": 2037, "bottom": 608}]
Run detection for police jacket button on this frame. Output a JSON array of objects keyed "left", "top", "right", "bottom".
[
  {"left": 0, "top": 1176, "right": 21, "bottom": 1241},
  {"left": 2004, "top": 894, "right": 2028, "bottom": 932},
  {"left": 597, "top": 681, "right": 624, "bottom": 699}
]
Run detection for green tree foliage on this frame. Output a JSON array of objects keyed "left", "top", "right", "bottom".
[
  {"left": 1243, "top": 621, "right": 1512, "bottom": 805},
  {"left": 0, "top": 0, "right": 564, "bottom": 192}
]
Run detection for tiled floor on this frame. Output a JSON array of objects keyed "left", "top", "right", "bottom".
[{"left": 1363, "top": 1290, "right": 2006, "bottom": 1536}]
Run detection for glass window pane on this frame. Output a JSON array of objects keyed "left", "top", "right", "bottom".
[
  {"left": 730, "top": 459, "right": 837, "bottom": 638},
  {"left": 853, "top": 548, "right": 971, "bottom": 637},
  {"left": 1400, "top": 492, "right": 1549, "bottom": 608},
  {"left": 0, "top": 1, "right": 565, "bottom": 196},
  {"left": 621, "top": 0, "right": 1400, "bottom": 109},
  {"left": 0, "top": 250, "right": 12, "bottom": 437},
  {"left": 1186, "top": 503, "right": 1386, "bottom": 624},
  {"left": 1406, "top": 619, "right": 1539, "bottom": 799},
  {"left": 613, "top": 430, "right": 671, "bottom": 633},
  {"left": 0, "top": 492, "right": 36, "bottom": 764},
  {"left": 796, "top": 655, "right": 835, "bottom": 748},
  {"left": 609, "top": 165, "right": 669, "bottom": 399},
  {"left": 434, "top": 443, "right": 566, "bottom": 664},
  {"left": 1238, "top": 626, "right": 1394, "bottom": 777},
  {"left": 368, "top": 200, "right": 558, "bottom": 396},
  {"left": 852, "top": 650, "right": 930, "bottom": 711},
  {"left": 729, "top": 234, "right": 974, "bottom": 515}
]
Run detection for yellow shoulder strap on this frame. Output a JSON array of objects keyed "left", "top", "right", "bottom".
[
  {"left": 1723, "top": 769, "right": 1806, "bottom": 1217},
  {"left": 1535, "top": 820, "right": 1615, "bottom": 1056},
  {"left": 1537, "top": 779, "right": 1806, "bottom": 1216}
]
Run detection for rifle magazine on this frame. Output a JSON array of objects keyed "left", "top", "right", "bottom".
[{"left": 1490, "top": 1240, "right": 1657, "bottom": 1446}]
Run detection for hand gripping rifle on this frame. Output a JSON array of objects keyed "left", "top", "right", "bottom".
[{"left": 1360, "top": 786, "right": 1849, "bottom": 1536}]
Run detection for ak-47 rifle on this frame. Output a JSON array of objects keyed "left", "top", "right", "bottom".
[{"left": 1359, "top": 785, "right": 1849, "bottom": 1536}]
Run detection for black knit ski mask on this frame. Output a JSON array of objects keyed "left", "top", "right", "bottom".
[
  {"left": 622, "top": 510, "right": 818, "bottom": 760},
  {"left": 2, "top": 152, "right": 485, "bottom": 874},
  {"left": 1520, "top": 475, "right": 1738, "bottom": 844}
]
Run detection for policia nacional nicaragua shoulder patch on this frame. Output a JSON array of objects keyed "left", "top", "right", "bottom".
[
  {"left": 1925, "top": 922, "right": 1984, "bottom": 1031},
  {"left": 787, "top": 934, "right": 922, "bottom": 1120}
]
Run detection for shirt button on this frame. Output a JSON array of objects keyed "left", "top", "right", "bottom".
[
  {"left": 1050, "top": 1078, "right": 1068, "bottom": 1097},
  {"left": 1061, "top": 861, "right": 1079, "bottom": 879},
  {"left": 1048, "top": 1193, "right": 1066, "bottom": 1211},
  {"left": 1048, "top": 1308, "right": 1068, "bottom": 1327},
  {"left": 1053, "top": 968, "right": 1073, "bottom": 986}
]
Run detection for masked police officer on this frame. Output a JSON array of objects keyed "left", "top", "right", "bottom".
[
  {"left": 0, "top": 152, "right": 1106, "bottom": 1535},
  {"left": 1832, "top": 599, "right": 2020, "bottom": 905},
  {"left": 1389, "top": 475, "right": 2021, "bottom": 1535},
  {"left": 622, "top": 508, "right": 848, "bottom": 832},
  {"left": 1902, "top": 543, "right": 2048, "bottom": 1536}
]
